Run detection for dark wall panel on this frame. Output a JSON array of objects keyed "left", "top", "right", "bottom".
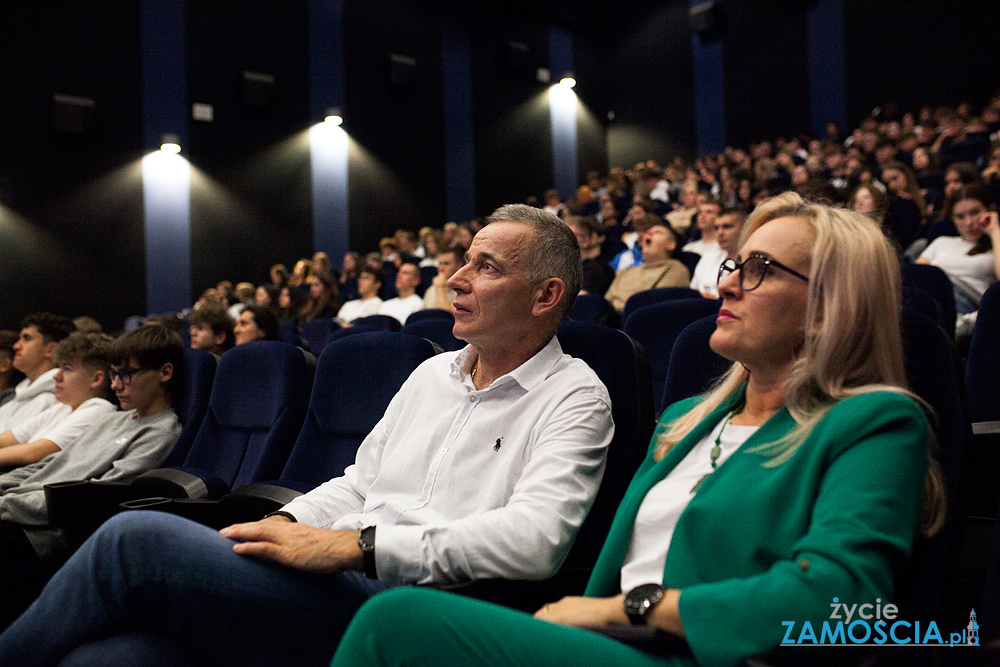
[
  {"left": 604, "top": 1, "right": 697, "bottom": 169},
  {"left": 186, "top": 0, "right": 313, "bottom": 295},
  {"left": 0, "top": 1, "right": 144, "bottom": 331},
  {"left": 722, "top": 0, "right": 810, "bottom": 146},
  {"left": 344, "top": 0, "right": 447, "bottom": 252},
  {"left": 470, "top": 8, "right": 554, "bottom": 215},
  {"left": 844, "top": 0, "right": 1000, "bottom": 126}
]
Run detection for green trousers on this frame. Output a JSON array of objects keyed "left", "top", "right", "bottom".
[{"left": 331, "top": 587, "right": 692, "bottom": 667}]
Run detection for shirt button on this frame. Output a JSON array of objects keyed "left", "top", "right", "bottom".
[
  {"left": 440, "top": 448, "right": 447, "bottom": 455},
  {"left": 469, "top": 396, "right": 476, "bottom": 402}
]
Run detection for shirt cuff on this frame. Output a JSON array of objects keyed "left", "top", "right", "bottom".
[{"left": 373, "top": 523, "right": 426, "bottom": 586}]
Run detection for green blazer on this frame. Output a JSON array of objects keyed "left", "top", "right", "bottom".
[{"left": 585, "top": 387, "right": 929, "bottom": 667}]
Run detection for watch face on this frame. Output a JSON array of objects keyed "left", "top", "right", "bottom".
[{"left": 625, "top": 584, "right": 665, "bottom": 623}]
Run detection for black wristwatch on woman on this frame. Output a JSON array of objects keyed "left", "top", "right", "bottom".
[{"left": 623, "top": 583, "right": 666, "bottom": 625}]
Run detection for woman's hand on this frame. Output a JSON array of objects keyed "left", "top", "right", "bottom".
[
  {"left": 982, "top": 211, "right": 1000, "bottom": 241},
  {"left": 533, "top": 595, "right": 627, "bottom": 628}
]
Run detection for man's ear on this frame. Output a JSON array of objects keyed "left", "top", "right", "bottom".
[
  {"left": 531, "top": 278, "right": 566, "bottom": 317},
  {"left": 89, "top": 369, "right": 106, "bottom": 391},
  {"left": 43, "top": 341, "right": 58, "bottom": 360},
  {"left": 0, "top": 357, "right": 11, "bottom": 374},
  {"left": 213, "top": 331, "right": 226, "bottom": 347},
  {"left": 158, "top": 362, "right": 174, "bottom": 384}
]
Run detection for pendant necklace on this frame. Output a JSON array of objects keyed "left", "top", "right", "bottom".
[{"left": 691, "top": 405, "right": 741, "bottom": 493}]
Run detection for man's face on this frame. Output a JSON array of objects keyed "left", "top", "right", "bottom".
[
  {"left": 697, "top": 203, "right": 720, "bottom": 230},
  {"left": 448, "top": 222, "right": 540, "bottom": 348},
  {"left": 189, "top": 323, "right": 224, "bottom": 351},
  {"left": 570, "top": 223, "right": 596, "bottom": 254},
  {"left": 436, "top": 252, "right": 459, "bottom": 279},
  {"left": 640, "top": 225, "right": 676, "bottom": 263},
  {"left": 110, "top": 357, "right": 167, "bottom": 415},
  {"left": 54, "top": 358, "right": 100, "bottom": 409},
  {"left": 13, "top": 326, "right": 54, "bottom": 377},
  {"left": 715, "top": 214, "right": 742, "bottom": 255},
  {"left": 358, "top": 272, "right": 381, "bottom": 299},
  {"left": 395, "top": 264, "right": 422, "bottom": 293}
]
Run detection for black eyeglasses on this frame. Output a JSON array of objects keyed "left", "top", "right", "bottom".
[
  {"left": 717, "top": 253, "right": 809, "bottom": 291},
  {"left": 109, "top": 365, "right": 160, "bottom": 386}
]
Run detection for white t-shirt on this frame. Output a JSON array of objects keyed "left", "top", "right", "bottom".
[
  {"left": 619, "top": 414, "right": 758, "bottom": 592},
  {"left": 11, "top": 397, "right": 117, "bottom": 450},
  {"left": 336, "top": 297, "right": 384, "bottom": 323},
  {"left": 682, "top": 238, "right": 721, "bottom": 257},
  {"left": 689, "top": 246, "right": 728, "bottom": 297},
  {"left": 378, "top": 294, "right": 424, "bottom": 326},
  {"left": 919, "top": 236, "right": 997, "bottom": 303}
]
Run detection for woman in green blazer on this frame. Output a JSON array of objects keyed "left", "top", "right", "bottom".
[{"left": 331, "top": 193, "right": 945, "bottom": 667}]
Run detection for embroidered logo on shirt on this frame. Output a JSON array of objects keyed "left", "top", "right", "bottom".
[{"left": 494, "top": 437, "right": 502, "bottom": 452}]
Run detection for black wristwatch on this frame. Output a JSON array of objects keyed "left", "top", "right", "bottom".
[
  {"left": 623, "top": 583, "right": 665, "bottom": 625},
  {"left": 358, "top": 526, "right": 377, "bottom": 579}
]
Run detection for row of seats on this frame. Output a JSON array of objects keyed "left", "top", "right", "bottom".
[{"left": 293, "top": 309, "right": 464, "bottom": 357}]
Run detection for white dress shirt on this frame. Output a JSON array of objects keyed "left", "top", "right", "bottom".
[
  {"left": 336, "top": 297, "right": 384, "bottom": 323},
  {"left": 283, "top": 335, "right": 614, "bottom": 586},
  {"left": 378, "top": 294, "right": 424, "bottom": 325}
]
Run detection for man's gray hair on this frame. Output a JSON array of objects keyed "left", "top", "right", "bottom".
[{"left": 485, "top": 204, "right": 582, "bottom": 318}]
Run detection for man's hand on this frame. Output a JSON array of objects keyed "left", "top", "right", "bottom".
[{"left": 219, "top": 519, "right": 363, "bottom": 574}]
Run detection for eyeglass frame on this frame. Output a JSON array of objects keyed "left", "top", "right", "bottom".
[
  {"left": 108, "top": 364, "right": 162, "bottom": 386},
  {"left": 717, "top": 252, "right": 810, "bottom": 291}
]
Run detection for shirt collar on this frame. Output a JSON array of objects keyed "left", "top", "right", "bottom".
[{"left": 449, "top": 335, "right": 564, "bottom": 393}]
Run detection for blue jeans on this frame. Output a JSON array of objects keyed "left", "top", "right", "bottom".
[{"left": 0, "top": 511, "right": 392, "bottom": 667}]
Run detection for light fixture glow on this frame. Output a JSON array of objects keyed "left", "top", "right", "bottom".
[
  {"left": 160, "top": 133, "right": 181, "bottom": 154},
  {"left": 559, "top": 74, "right": 576, "bottom": 88},
  {"left": 325, "top": 107, "right": 343, "bottom": 126}
]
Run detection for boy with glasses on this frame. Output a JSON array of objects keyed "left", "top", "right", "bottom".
[{"left": 0, "top": 325, "right": 183, "bottom": 564}]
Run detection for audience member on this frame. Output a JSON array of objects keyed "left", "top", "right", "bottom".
[
  {"left": 233, "top": 306, "right": 282, "bottom": 346},
  {"left": 605, "top": 222, "right": 690, "bottom": 311},
  {"left": 0, "top": 204, "right": 613, "bottom": 667},
  {"left": 422, "top": 249, "right": 461, "bottom": 312},
  {"left": 71, "top": 316, "right": 102, "bottom": 334},
  {"left": 188, "top": 304, "right": 233, "bottom": 356},
  {"left": 690, "top": 208, "right": 745, "bottom": 298},
  {"left": 377, "top": 262, "right": 424, "bottom": 325},
  {"left": 277, "top": 285, "right": 307, "bottom": 327},
  {"left": 569, "top": 216, "right": 614, "bottom": 296},
  {"left": 0, "top": 325, "right": 182, "bottom": 565},
  {"left": 0, "top": 333, "right": 115, "bottom": 471},
  {"left": 0, "top": 332, "right": 20, "bottom": 408},
  {"left": 254, "top": 284, "right": 279, "bottom": 315},
  {"left": 339, "top": 251, "right": 363, "bottom": 303},
  {"left": 336, "top": 267, "right": 385, "bottom": 324},
  {"left": 289, "top": 259, "right": 312, "bottom": 288},
  {"left": 227, "top": 283, "right": 256, "bottom": 321},
  {"left": 682, "top": 195, "right": 722, "bottom": 255},
  {"left": 0, "top": 314, "right": 75, "bottom": 433},
  {"left": 299, "top": 270, "right": 340, "bottom": 326},
  {"left": 269, "top": 264, "right": 289, "bottom": 289}
]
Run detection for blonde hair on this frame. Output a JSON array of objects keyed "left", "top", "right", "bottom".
[{"left": 654, "top": 192, "right": 945, "bottom": 535}]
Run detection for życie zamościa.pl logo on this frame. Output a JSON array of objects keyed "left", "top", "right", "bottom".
[{"left": 781, "top": 598, "right": 980, "bottom": 647}]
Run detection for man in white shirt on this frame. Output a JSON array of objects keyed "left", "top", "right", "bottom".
[
  {"left": 2, "top": 204, "right": 614, "bottom": 667},
  {"left": 681, "top": 196, "right": 722, "bottom": 257},
  {"left": 689, "top": 209, "right": 746, "bottom": 298},
  {"left": 0, "top": 332, "right": 116, "bottom": 471},
  {"left": 335, "top": 267, "right": 385, "bottom": 324},
  {"left": 377, "top": 262, "right": 424, "bottom": 325},
  {"left": 0, "top": 314, "right": 75, "bottom": 433}
]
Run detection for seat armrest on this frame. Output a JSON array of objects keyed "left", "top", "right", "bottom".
[
  {"left": 972, "top": 420, "right": 1000, "bottom": 435},
  {"left": 129, "top": 469, "right": 211, "bottom": 500},
  {"left": 217, "top": 483, "right": 304, "bottom": 525},
  {"left": 45, "top": 480, "right": 131, "bottom": 529}
]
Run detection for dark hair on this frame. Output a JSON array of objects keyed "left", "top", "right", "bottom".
[
  {"left": 242, "top": 305, "right": 282, "bottom": 342},
  {"left": 360, "top": 266, "right": 385, "bottom": 286},
  {"left": 145, "top": 315, "right": 183, "bottom": 335},
  {"left": 20, "top": 313, "right": 74, "bottom": 344},
  {"left": 188, "top": 304, "right": 234, "bottom": 336},
  {"left": 110, "top": 325, "right": 183, "bottom": 392},
  {"left": 570, "top": 215, "right": 607, "bottom": 238},
  {"left": 0, "top": 330, "right": 17, "bottom": 358},
  {"left": 299, "top": 270, "right": 340, "bottom": 325},
  {"left": 256, "top": 283, "right": 280, "bottom": 313},
  {"left": 953, "top": 184, "right": 995, "bottom": 256}
]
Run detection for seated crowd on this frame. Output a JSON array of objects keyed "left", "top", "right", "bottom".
[{"left": 0, "top": 94, "right": 994, "bottom": 666}]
